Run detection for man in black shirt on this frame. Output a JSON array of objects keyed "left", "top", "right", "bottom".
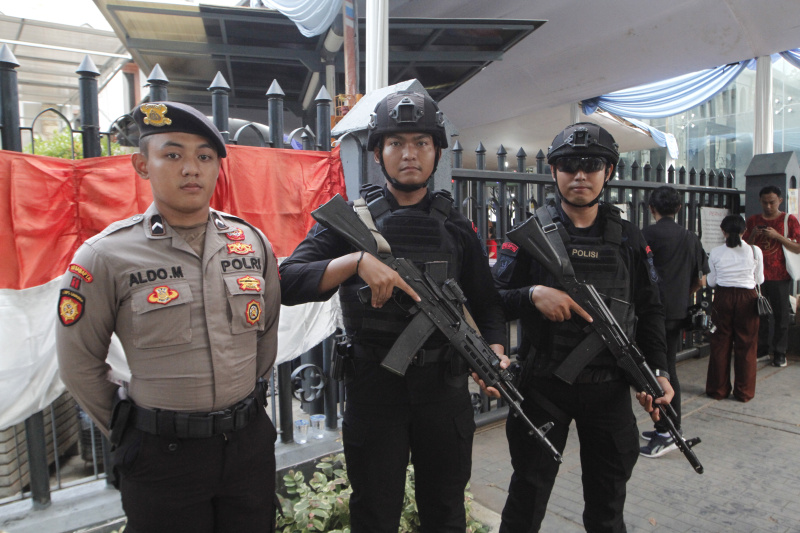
[
  {"left": 280, "top": 91, "right": 507, "bottom": 532},
  {"left": 493, "top": 123, "right": 673, "bottom": 533},
  {"left": 640, "top": 185, "right": 708, "bottom": 457}
]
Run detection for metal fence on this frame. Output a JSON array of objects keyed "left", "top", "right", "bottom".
[{"left": 0, "top": 44, "right": 741, "bottom": 512}]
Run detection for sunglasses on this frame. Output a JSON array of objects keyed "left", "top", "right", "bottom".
[{"left": 554, "top": 157, "right": 607, "bottom": 174}]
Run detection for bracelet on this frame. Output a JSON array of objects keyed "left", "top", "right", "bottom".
[
  {"left": 528, "top": 285, "right": 538, "bottom": 303},
  {"left": 355, "top": 251, "right": 366, "bottom": 276}
]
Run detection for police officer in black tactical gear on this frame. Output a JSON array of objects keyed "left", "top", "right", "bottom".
[
  {"left": 279, "top": 91, "right": 508, "bottom": 532},
  {"left": 492, "top": 123, "right": 674, "bottom": 533}
]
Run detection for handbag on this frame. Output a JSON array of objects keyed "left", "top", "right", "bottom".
[
  {"left": 751, "top": 245, "right": 773, "bottom": 317},
  {"left": 782, "top": 213, "right": 800, "bottom": 279}
]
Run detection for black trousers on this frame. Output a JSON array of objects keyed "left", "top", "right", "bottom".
[
  {"left": 655, "top": 321, "right": 683, "bottom": 433},
  {"left": 342, "top": 393, "right": 475, "bottom": 533},
  {"left": 114, "top": 406, "right": 277, "bottom": 533},
  {"left": 758, "top": 280, "right": 791, "bottom": 357},
  {"left": 500, "top": 376, "right": 639, "bottom": 533}
]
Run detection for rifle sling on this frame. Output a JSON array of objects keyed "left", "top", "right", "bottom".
[{"left": 353, "top": 197, "right": 392, "bottom": 255}]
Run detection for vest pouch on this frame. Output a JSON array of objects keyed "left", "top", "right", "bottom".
[
  {"left": 223, "top": 274, "right": 267, "bottom": 334},
  {"left": 130, "top": 281, "right": 193, "bottom": 349}
]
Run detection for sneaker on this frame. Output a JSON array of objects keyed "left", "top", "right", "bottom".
[
  {"left": 772, "top": 354, "right": 787, "bottom": 367},
  {"left": 757, "top": 353, "right": 771, "bottom": 362},
  {"left": 639, "top": 433, "right": 678, "bottom": 458},
  {"left": 641, "top": 430, "right": 657, "bottom": 441}
]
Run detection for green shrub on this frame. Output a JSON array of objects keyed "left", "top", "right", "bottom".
[
  {"left": 23, "top": 129, "right": 128, "bottom": 159},
  {"left": 277, "top": 453, "right": 489, "bottom": 533}
]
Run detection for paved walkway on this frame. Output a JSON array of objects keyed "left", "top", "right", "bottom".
[{"left": 470, "top": 354, "right": 800, "bottom": 532}]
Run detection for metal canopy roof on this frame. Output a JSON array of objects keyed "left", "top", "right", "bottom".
[
  {"left": 0, "top": 14, "right": 129, "bottom": 106},
  {"left": 93, "top": 0, "right": 541, "bottom": 115}
]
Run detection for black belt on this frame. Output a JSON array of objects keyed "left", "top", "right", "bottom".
[
  {"left": 131, "top": 380, "right": 267, "bottom": 438},
  {"left": 353, "top": 344, "right": 452, "bottom": 366}
]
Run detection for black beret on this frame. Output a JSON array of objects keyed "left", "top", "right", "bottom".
[{"left": 133, "top": 101, "right": 227, "bottom": 158}]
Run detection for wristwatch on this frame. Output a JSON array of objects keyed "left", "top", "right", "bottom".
[{"left": 654, "top": 369, "right": 671, "bottom": 381}]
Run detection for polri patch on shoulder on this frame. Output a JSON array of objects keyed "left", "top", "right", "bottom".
[{"left": 58, "top": 289, "right": 85, "bottom": 326}]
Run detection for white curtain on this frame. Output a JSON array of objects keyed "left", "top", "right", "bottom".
[
  {"left": 259, "top": 0, "right": 343, "bottom": 38},
  {"left": 365, "top": 0, "right": 388, "bottom": 93},
  {"left": 754, "top": 55, "right": 774, "bottom": 155}
]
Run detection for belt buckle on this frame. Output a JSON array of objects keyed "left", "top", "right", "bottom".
[{"left": 211, "top": 408, "right": 234, "bottom": 434}]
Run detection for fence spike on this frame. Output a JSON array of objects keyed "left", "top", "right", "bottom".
[
  {"left": 76, "top": 55, "right": 99, "bottom": 76},
  {"left": 452, "top": 139, "right": 463, "bottom": 152},
  {"left": 476, "top": 142, "right": 486, "bottom": 154},
  {"left": 209, "top": 71, "right": 231, "bottom": 91},
  {"left": 315, "top": 85, "right": 332, "bottom": 102},
  {"left": 496, "top": 144, "right": 507, "bottom": 155},
  {"left": 147, "top": 64, "right": 169, "bottom": 84},
  {"left": 516, "top": 147, "right": 527, "bottom": 158},
  {"left": 0, "top": 44, "right": 20, "bottom": 67},
  {"left": 266, "top": 79, "right": 285, "bottom": 97}
]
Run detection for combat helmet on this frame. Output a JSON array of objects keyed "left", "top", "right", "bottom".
[{"left": 547, "top": 122, "right": 619, "bottom": 166}]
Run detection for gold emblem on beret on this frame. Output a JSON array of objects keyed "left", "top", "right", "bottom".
[{"left": 140, "top": 103, "right": 172, "bottom": 127}]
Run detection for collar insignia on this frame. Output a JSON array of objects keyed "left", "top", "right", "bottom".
[
  {"left": 237, "top": 275, "right": 261, "bottom": 291},
  {"left": 150, "top": 214, "right": 166, "bottom": 236},
  {"left": 245, "top": 300, "right": 262, "bottom": 325},
  {"left": 212, "top": 212, "right": 229, "bottom": 231},
  {"left": 140, "top": 103, "right": 172, "bottom": 127},
  {"left": 227, "top": 243, "right": 254, "bottom": 255},
  {"left": 226, "top": 228, "right": 246, "bottom": 241},
  {"left": 147, "top": 285, "right": 180, "bottom": 305}
]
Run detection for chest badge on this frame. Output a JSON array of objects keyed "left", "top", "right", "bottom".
[
  {"left": 227, "top": 243, "right": 254, "bottom": 255},
  {"left": 147, "top": 285, "right": 180, "bottom": 305},
  {"left": 245, "top": 300, "right": 262, "bottom": 325},
  {"left": 58, "top": 289, "right": 85, "bottom": 326},
  {"left": 226, "top": 228, "right": 246, "bottom": 241},
  {"left": 237, "top": 275, "right": 261, "bottom": 291}
]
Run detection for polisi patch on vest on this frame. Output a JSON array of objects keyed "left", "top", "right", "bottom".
[
  {"left": 58, "top": 289, "right": 85, "bottom": 326},
  {"left": 129, "top": 266, "right": 185, "bottom": 287},
  {"left": 221, "top": 257, "right": 262, "bottom": 272},
  {"left": 227, "top": 243, "right": 254, "bottom": 255},
  {"left": 68, "top": 263, "right": 93, "bottom": 283},
  {"left": 147, "top": 285, "right": 180, "bottom": 305},
  {"left": 571, "top": 248, "right": 600, "bottom": 259}
]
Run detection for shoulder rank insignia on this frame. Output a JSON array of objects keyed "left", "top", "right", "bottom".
[
  {"left": 58, "top": 289, "right": 85, "bottom": 326},
  {"left": 68, "top": 264, "right": 93, "bottom": 283},
  {"left": 140, "top": 103, "right": 172, "bottom": 127},
  {"left": 237, "top": 275, "right": 261, "bottom": 291},
  {"left": 227, "top": 243, "right": 254, "bottom": 255},
  {"left": 246, "top": 300, "right": 262, "bottom": 325},
  {"left": 226, "top": 228, "right": 246, "bottom": 241},
  {"left": 147, "top": 285, "right": 180, "bottom": 305}
]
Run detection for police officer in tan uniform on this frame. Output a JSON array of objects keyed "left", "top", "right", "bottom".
[{"left": 56, "top": 102, "right": 280, "bottom": 533}]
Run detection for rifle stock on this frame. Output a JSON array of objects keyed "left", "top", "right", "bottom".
[
  {"left": 311, "top": 194, "right": 563, "bottom": 463},
  {"left": 507, "top": 215, "right": 704, "bottom": 474}
]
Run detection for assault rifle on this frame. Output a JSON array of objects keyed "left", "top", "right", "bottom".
[
  {"left": 312, "top": 194, "right": 562, "bottom": 463},
  {"left": 506, "top": 216, "right": 704, "bottom": 474}
]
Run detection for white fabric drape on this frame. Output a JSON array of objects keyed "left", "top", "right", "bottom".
[
  {"left": 754, "top": 55, "right": 774, "bottom": 155},
  {"left": 365, "top": 0, "right": 388, "bottom": 93},
  {"left": 259, "top": 0, "right": 343, "bottom": 38}
]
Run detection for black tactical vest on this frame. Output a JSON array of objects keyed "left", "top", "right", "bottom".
[
  {"left": 533, "top": 204, "right": 634, "bottom": 375},
  {"left": 339, "top": 189, "right": 460, "bottom": 348}
]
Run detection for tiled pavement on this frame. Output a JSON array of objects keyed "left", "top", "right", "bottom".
[{"left": 469, "top": 355, "right": 800, "bottom": 532}]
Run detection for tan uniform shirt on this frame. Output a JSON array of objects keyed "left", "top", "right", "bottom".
[{"left": 56, "top": 203, "right": 280, "bottom": 435}]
